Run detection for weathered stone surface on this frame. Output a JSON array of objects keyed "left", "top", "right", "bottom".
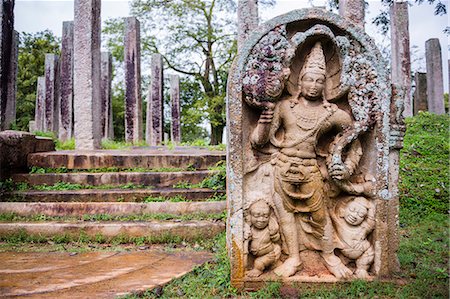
[
  {"left": 0, "top": 131, "right": 55, "bottom": 180},
  {"left": 425, "top": 38, "right": 445, "bottom": 114},
  {"left": 339, "top": 0, "right": 364, "bottom": 28},
  {"left": 59, "top": 21, "right": 74, "bottom": 141},
  {"left": 227, "top": 8, "right": 398, "bottom": 288},
  {"left": 44, "top": 54, "right": 60, "bottom": 133},
  {"left": 413, "top": 72, "right": 427, "bottom": 114},
  {"left": 0, "top": 220, "right": 225, "bottom": 239},
  {"left": 390, "top": 1, "right": 411, "bottom": 117},
  {"left": 170, "top": 74, "right": 181, "bottom": 143},
  {"left": 28, "top": 120, "right": 36, "bottom": 132},
  {"left": 4, "top": 30, "right": 17, "bottom": 129},
  {"left": 124, "top": 17, "right": 142, "bottom": 143},
  {"left": 12, "top": 170, "right": 216, "bottom": 187},
  {"left": 0, "top": 0, "right": 14, "bottom": 131},
  {"left": 34, "top": 76, "right": 45, "bottom": 131},
  {"left": 0, "top": 251, "right": 213, "bottom": 298},
  {"left": 146, "top": 53, "right": 164, "bottom": 145},
  {"left": 237, "top": 0, "right": 259, "bottom": 52},
  {"left": 27, "top": 148, "right": 225, "bottom": 170},
  {"left": 73, "top": 0, "right": 102, "bottom": 149},
  {"left": 5, "top": 188, "right": 225, "bottom": 202},
  {"left": 100, "top": 51, "right": 113, "bottom": 139},
  {"left": 0, "top": 201, "right": 226, "bottom": 216}
]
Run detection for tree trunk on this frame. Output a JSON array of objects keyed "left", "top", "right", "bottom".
[{"left": 210, "top": 123, "right": 224, "bottom": 145}]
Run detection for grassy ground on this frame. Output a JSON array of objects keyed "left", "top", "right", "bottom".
[{"left": 122, "top": 112, "right": 449, "bottom": 298}]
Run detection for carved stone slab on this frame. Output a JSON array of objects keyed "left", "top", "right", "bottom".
[{"left": 226, "top": 8, "right": 402, "bottom": 289}]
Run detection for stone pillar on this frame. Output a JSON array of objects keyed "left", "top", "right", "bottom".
[
  {"left": 73, "top": 0, "right": 102, "bottom": 149},
  {"left": 44, "top": 54, "right": 60, "bottom": 134},
  {"left": 390, "top": 0, "right": 411, "bottom": 117},
  {"left": 425, "top": 38, "right": 445, "bottom": 114},
  {"left": 339, "top": 0, "right": 365, "bottom": 29},
  {"left": 413, "top": 72, "right": 427, "bottom": 115},
  {"left": 100, "top": 51, "right": 113, "bottom": 140},
  {"left": 59, "top": 21, "right": 74, "bottom": 141},
  {"left": 170, "top": 74, "right": 181, "bottom": 143},
  {"left": 237, "top": 0, "right": 259, "bottom": 52},
  {"left": 146, "top": 53, "right": 164, "bottom": 146},
  {"left": 124, "top": 17, "right": 142, "bottom": 143},
  {"left": 5, "top": 30, "right": 17, "bottom": 128},
  {"left": 34, "top": 76, "right": 45, "bottom": 131},
  {"left": 0, "top": 0, "right": 14, "bottom": 131}
]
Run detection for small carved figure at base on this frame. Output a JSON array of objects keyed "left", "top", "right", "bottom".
[
  {"left": 331, "top": 197, "right": 375, "bottom": 279},
  {"left": 245, "top": 199, "right": 281, "bottom": 277}
]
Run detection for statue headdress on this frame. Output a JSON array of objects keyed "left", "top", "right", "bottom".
[{"left": 299, "top": 42, "right": 326, "bottom": 80}]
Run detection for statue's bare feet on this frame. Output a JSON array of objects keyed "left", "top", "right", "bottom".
[
  {"left": 274, "top": 257, "right": 301, "bottom": 277},
  {"left": 247, "top": 269, "right": 263, "bottom": 277},
  {"left": 322, "top": 253, "right": 352, "bottom": 279},
  {"left": 354, "top": 268, "right": 370, "bottom": 279}
]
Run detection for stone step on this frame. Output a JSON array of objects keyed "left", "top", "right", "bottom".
[
  {"left": 11, "top": 170, "right": 215, "bottom": 187},
  {"left": 0, "top": 220, "right": 224, "bottom": 240},
  {"left": 28, "top": 148, "right": 225, "bottom": 170},
  {"left": 0, "top": 251, "right": 212, "bottom": 298},
  {"left": 0, "top": 201, "right": 226, "bottom": 216},
  {"left": 3, "top": 188, "right": 224, "bottom": 202}
]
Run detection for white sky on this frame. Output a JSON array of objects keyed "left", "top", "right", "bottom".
[{"left": 14, "top": 0, "right": 450, "bottom": 92}]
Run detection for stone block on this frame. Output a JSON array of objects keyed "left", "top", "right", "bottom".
[
  {"left": 170, "top": 74, "right": 181, "bottom": 143},
  {"left": 226, "top": 8, "right": 400, "bottom": 289},
  {"left": 146, "top": 53, "right": 164, "bottom": 145},
  {"left": 100, "top": 51, "right": 113, "bottom": 139},
  {"left": 413, "top": 72, "right": 427, "bottom": 114},
  {"left": 44, "top": 54, "right": 60, "bottom": 133},
  {"left": 34, "top": 76, "right": 45, "bottom": 131},
  {"left": 124, "top": 17, "right": 142, "bottom": 143},
  {"left": 73, "top": 0, "right": 102, "bottom": 149},
  {"left": 59, "top": 21, "right": 74, "bottom": 141},
  {"left": 425, "top": 38, "right": 445, "bottom": 114}
]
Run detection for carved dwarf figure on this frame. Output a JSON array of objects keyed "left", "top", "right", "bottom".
[
  {"left": 331, "top": 197, "right": 375, "bottom": 279},
  {"left": 251, "top": 42, "right": 362, "bottom": 278},
  {"left": 245, "top": 199, "right": 281, "bottom": 277}
]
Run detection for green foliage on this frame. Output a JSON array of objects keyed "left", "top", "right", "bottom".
[
  {"left": 4, "top": 181, "right": 151, "bottom": 192},
  {"left": 16, "top": 31, "right": 60, "bottom": 131},
  {"left": 173, "top": 161, "right": 226, "bottom": 190},
  {"left": 55, "top": 138, "right": 75, "bottom": 150},
  {"left": 399, "top": 112, "right": 449, "bottom": 219},
  {"left": 29, "top": 166, "right": 187, "bottom": 174},
  {"left": 101, "top": 139, "right": 148, "bottom": 149}
]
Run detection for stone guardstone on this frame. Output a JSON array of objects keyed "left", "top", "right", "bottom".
[{"left": 226, "top": 8, "right": 403, "bottom": 289}]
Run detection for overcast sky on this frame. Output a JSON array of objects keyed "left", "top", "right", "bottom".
[{"left": 14, "top": 0, "right": 449, "bottom": 91}]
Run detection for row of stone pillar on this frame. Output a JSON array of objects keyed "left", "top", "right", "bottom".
[
  {"left": 0, "top": 0, "right": 18, "bottom": 131},
  {"left": 32, "top": 1, "right": 181, "bottom": 149}
]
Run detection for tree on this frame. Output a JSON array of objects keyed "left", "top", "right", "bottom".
[{"left": 16, "top": 30, "right": 60, "bottom": 131}]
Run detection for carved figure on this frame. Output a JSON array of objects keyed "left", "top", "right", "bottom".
[
  {"left": 251, "top": 42, "right": 362, "bottom": 278},
  {"left": 244, "top": 199, "right": 281, "bottom": 277},
  {"left": 331, "top": 197, "right": 375, "bottom": 279}
]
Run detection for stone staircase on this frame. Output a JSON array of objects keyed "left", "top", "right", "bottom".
[{"left": 0, "top": 147, "right": 227, "bottom": 242}]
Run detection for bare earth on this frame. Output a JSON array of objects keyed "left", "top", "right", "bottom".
[{"left": 0, "top": 250, "right": 213, "bottom": 298}]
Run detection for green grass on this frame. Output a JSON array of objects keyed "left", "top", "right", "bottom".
[
  {"left": 123, "top": 113, "right": 449, "bottom": 298},
  {"left": 173, "top": 161, "right": 226, "bottom": 191},
  {"left": 1, "top": 181, "right": 152, "bottom": 192},
  {"left": 0, "top": 211, "right": 226, "bottom": 222},
  {"left": 29, "top": 166, "right": 188, "bottom": 174}
]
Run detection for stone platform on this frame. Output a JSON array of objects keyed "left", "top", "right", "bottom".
[{"left": 0, "top": 250, "right": 212, "bottom": 298}]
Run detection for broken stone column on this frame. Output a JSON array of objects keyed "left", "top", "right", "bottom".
[
  {"left": 170, "top": 74, "right": 181, "bottom": 143},
  {"left": 124, "top": 17, "right": 142, "bottom": 143},
  {"left": 146, "top": 53, "right": 164, "bottom": 146},
  {"left": 44, "top": 54, "right": 60, "bottom": 134},
  {"left": 339, "top": 0, "right": 365, "bottom": 28},
  {"left": 425, "top": 38, "right": 445, "bottom": 115},
  {"left": 59, "top": 21, "right": 74, "bottom": 141},
  {"left": 0, "top": 0, "right": 14, "bottom": 131},
  {"left": 237, "top": 0, "right": 259, "bottom": 52},
  {"left": 34, "top": 76, "right": 45, "bottom": 131},
  {"left": 73, "top": 0, "right": 102, "bottom": 149},
  {"left": 100, "top": 51, "right": 113, "bottom": 140},
  {"left": 413, "top": 72, "right": 427, "bottom": 115},
  {"left": 390, "top": 0, "right": 411, "bottom": 117}
]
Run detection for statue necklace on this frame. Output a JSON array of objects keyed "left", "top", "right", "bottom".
[{"left": 291, "top": 98, "right": 322, "bottom": 131}]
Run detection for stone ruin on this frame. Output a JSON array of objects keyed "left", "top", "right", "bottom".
[{"left": 227, "top": 8, "right": 403, "bottom": 288}]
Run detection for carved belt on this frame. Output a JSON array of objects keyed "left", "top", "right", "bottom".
[{"left": 276, "top": 154, "right": 319, "bottom": 183}]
